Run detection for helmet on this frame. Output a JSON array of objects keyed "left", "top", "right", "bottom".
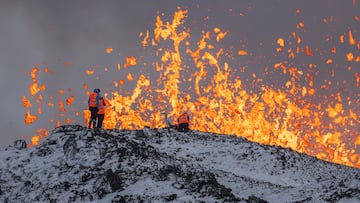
[{"left": 94, "top": 88, "right": 101, "bottom": 93}]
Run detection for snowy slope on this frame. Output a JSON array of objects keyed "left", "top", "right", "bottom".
[{"left": 0, "top": 125, "right": 359, "bottom": 203}]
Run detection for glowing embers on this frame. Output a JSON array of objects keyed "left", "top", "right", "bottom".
[{"left": 22, "top": 8, "right": 360, "bottom": 169}]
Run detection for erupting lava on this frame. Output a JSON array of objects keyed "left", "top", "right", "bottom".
[{"left": 23, "top": 8, "right": 359, "bottom": 169}]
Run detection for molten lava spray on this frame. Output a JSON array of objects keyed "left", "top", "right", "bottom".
[{"left": 23, "top": 8, "right": 359, "bottom": 168}]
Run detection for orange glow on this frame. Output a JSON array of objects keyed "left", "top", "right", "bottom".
[
  {"left": 43, "top": 67, "right": 53, "bottom": 74},
  {"left": 296, "top": 21, "right": 304, "bottom": 29},
  {"left": 66, "top": 95, "right": 75, "bottom": 106},
  {"left": 124, "top": 56, "right": 137, "bottom": 68},
  {"left": 46, "top": 102, "right": 55, "bottom": 107},
  {"left": 346, "top": 52, "right": 354, "bottom": 61},
  {"left": 277, "top": 38, "right": 285, "bottom": 47},
  {"left": 29, "top": 66, "right": 46, "bottom": 96},
  {"left": 127, "top": 73, "right": 135, "bottom": 81},
  {"left": 29, "top": 128, "right": 49, "bottom": 147},
  {"left": 141, "top": 30, "right": 150, "bottom": 47},
  {"left": 340, "top": 35, "right": 345, "bottom": 43},
  {"left": 86, "top": 69, "right": 95, "bottom": 75},
  {"left": 58, "top": 99, "right": 66, "bottom": 112},
  {"left": 22, "top": 8, "right": 360, "bottom": 169},
  {"left": 355, "top": 72, "right": 360, "bottom": 87},
  {"left": 22, "top": 95, "right": 32, "bottom": 108},
  {"left": 106, "top": 47, "right": 113, "bottom": 54},
  {"left": 58, "top": 89, "right": 65, "bottom": 95},
  {"left": 349, "top": 30, "right": 356, "bottom": 46},
  {"left": 355, "top": 56, "right": 360, "bottom": 62},
  {"left": 214, "top": 27, "right": 227, "bottom": 42},
  {"left": 305, "top": 45, "right": 314, "bottom": 56},
  {"left": 36, "top": 95, "right": 43, "bottom": 115},
  {"left": 25, "top": 110, "right": 37, "bottom": 124},
  {"left": 31, "top": 136, "right": 39, "bottom": 146},
  {"left": 237, "top": 50, "right": 248, "bottom": 55},
  {"left": 64, "top": 61, "right": 71, "bottom": 66}
]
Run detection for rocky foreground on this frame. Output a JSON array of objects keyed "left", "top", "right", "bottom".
[{"left": 0, "top": 125, "right": 359, "bottom": 202}]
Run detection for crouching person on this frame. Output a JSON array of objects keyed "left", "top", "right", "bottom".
[{"left": 177, "top": 112, "right": 190, "bottom": 132}]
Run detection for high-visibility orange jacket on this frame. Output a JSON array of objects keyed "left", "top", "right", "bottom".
[
  {"left": 88, "top": 92, "right": 99, "bottom": 108},
  {"left": 178, "top": 113, "right": 189, "bottom": 125},
  {"left": 98, "top": 99, "right": 105, "bottom": 114}
]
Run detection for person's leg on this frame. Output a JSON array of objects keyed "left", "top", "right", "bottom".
[
  {"left": 178, "top": 123, "right": 185, "bottom": 132},
  {"left": 89, "top": 107, "right": 98, "bottom": 128},
  {"left": 88, "top": 108, "right": 94, "bottom": 128},
  {"left": 88, "top": 118, "right": 92, "bottom": 128},
  {"left": 184, "top": 123, "right": 189, "bottom": 132},
  {"left": 97, "top": 114, "right": 104, "bottom": 128},
  {"left": 92, "top": 118, "right": 97, "bottom": 128}
]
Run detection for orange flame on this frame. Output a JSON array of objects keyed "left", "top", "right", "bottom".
[
  {"left": 237, "top": 50, "right": 248, "bottom": 56},
  {"left": 277, "top": 38, "right": 285, "bottom": 47},
  {"left": 106, "top": 47, "right": 113, "bottom": 54},
  {"left": 66, "top": 95, "right": 75, "bottom": 106},
  {"left": 86, "top": 69, "right": 95, "bottom": 75},
  {"left": 124, "top": 56, "right": 137, "bottom": 68},
  {"left": 22, "top": 96, "right": 32, "bottom": 108},
  {"left": 25, "top": 110, "right": 37, "bottom": 124},
  {"left": 29, "top": 128, "right": 49, "bottom": 147},
  {"left": 23, "top": 8, "right": 360, "bottom": 169},
  {"left": 31, "top": 136, "right": 39, "bottom": 146},
  {"left": 347, "top": 52, "right": 354, "bottom": 61},
  {"left": 349, "top": 30, "right": 356, "bottom": 46},
  {"left": 29, "top": 66, "right": 46, "bottom": 96}
]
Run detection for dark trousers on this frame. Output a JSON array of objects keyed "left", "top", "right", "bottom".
[
  {"left": 178, "top": 123, "right": 189, "bottom": 132},
  {"left": 88, "top": 107, "right": 98, "bottom": 128},
  {"left": 97, "top": 114, "right": 104, "bottom": 128}
]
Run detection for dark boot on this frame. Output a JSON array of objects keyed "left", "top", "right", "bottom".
[{"left": 88, "top": 118, "right": 96, "bottom": 128}]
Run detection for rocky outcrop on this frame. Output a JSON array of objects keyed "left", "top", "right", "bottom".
[{"left": 0, "top": 125, "right": 359, "bottom": 202}]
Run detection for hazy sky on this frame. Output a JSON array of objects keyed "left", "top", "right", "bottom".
[{"left": 0, "top": 0, "right": 358, "bottom": 149}]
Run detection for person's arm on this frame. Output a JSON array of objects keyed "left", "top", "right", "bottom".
[{"left": 96, "top": 94, "right": 100, "bottom": 108}]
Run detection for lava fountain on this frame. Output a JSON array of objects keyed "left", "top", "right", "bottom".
[{"left": 23, "top": 8, "right": 359, "bottom": 168}]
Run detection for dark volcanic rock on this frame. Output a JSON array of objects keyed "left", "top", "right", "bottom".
[
  {"left": 105, "top": 169, "right": 123, "bottom": 191},
  {"left": 0, "top": 125, "right": 359, "bottom": 202},
  {"left": 13, "top": 139, "right": 27, "bottom": 150}
]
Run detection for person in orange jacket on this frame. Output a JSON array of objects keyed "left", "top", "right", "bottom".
[
  {"left": 177, "top": 112, "right": 190, "bottom": 132},
  {"left": 97, "top": 97, "right": 106, "bottom": 128},
  {"left": 88, "top": 88, "right": 101, "bottom": 128}
]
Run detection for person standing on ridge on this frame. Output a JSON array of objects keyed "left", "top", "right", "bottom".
[
  {"left": 97, "top": 97, "right": 106, "bottom": 128},
  {"left": 88, "top": 88, "right": 101, "bottom": 128},
  {"left": 177, "top": 111, "right": 190, "bottom": 132}
]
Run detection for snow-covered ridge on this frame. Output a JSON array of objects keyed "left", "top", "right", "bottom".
[{"left": 0, "top": 125, "right": 359, "bottom": 202}]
